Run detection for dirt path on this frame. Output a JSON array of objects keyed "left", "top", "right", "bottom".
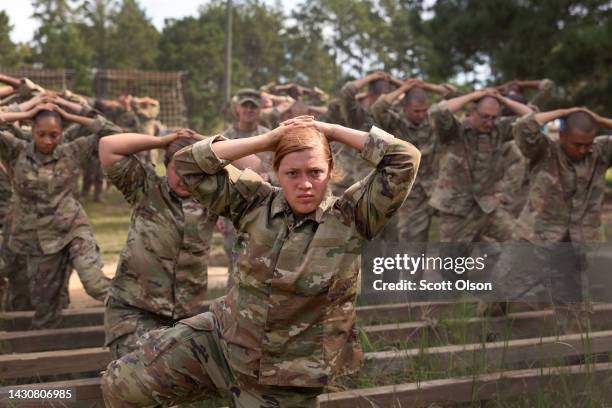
[{"left": 68, "top": 264, "right": 228, "bottom": 308}]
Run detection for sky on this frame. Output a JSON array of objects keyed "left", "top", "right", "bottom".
[{"left": 1, "top": 0, "right": 294, "bottom": 44}]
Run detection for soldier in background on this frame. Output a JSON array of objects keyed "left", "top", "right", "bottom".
[
  {"left": 428, "top": 89, "right": 533, "bottom": 245},
  {"left": 0, "top": 100, "right": 117, "bottom": 328},
  {"left": 494, "top": 108, "right": 612, "bottom": 307},
  {"left": 220, "top": 89, "right": 268, "bottom": 289}
]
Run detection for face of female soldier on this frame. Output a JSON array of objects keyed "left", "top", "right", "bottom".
[
  {"left": 33, "top": 115, "right": 62, "bottom": 155},
  {"left": 166, "top": 160, "right": 191, "bottom": 198},
  {"left": 277, "top": 146, "right": 331, "bottom": 215}
]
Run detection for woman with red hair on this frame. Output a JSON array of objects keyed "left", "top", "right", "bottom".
[{"left": 102, "top": 116, "right": 421, "bottom": 407}]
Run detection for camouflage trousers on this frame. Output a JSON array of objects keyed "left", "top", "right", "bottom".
[
  {"left": 439, "top": 205, "right": 514, "bottom": 243},
  {"left": 0, "top": 230, "right": 30, "bottom": 311},
  {"left": 105, "top": 296, "right": 176, "bottom": 360},
  {"left": 27, "top": 236, "right": 109, "bottom": 329},
  {"left": 492, "top": 240, "right": 585, "bottom": 304},
  {"left": 101, "top": 312, "right": 323, "bottom": 408},
  {"left": 397, "top": 190, "right": 435, "bottom": 243},
  {"left": 223, "top": 219, "right": 237, "bottom": 290},
  {"left": 81, "top": 157, "right": 104, "bottom": 201}
]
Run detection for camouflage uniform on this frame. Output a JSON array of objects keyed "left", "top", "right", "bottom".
[
  {"left": 221, "top": 123, "right": 271, "bottom": 289},
  {"left": 371, "top": 96, "right": 443, "bottom": 243},
  {"left": 101, "top": 126, "right": 420, "bottom": 406},
  {"left": 332, "top": 82, "right": 376, "bottom": 194},
  {"left": 103, "top": 155, "right": 217, "bottom": 359},
  {"left": 428, "top": 101, "right": 524, "bottom": 243},
  {"left": 0, "top": 116, "right": 119, "bottom": 328},
  {"left": 493, "top": 113, "right": 611, "bottom": 303}
]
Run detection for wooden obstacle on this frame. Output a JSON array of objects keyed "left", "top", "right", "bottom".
[{"left": 1, "top": 302, "right": 611, "bottom": 406}]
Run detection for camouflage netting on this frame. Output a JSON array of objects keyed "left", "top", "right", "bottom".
[
  {"left": 95, "top": 69, "right": 188, "bottom": 128},
  {"left": 1, "top": 68, "right": 76, "bottom": 91}
]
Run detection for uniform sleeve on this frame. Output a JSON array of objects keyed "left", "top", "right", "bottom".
[
  {"left": 0, "top": 130, "right": 27, "bottom": 169},
  {"left": 530, "top": 79, "right": 555, "bottom": 110},
  {"left": 428, "top": 101, "right": 460, "bottom": 144},
  {"left": 370, "top": 96, "right": 402, "bottom": 133},
  {"left": 173, "top": 135, "right": 274, "bottom": 226},
  {"left": 103, "top": 155, "right": 152, "bottom": 206},
  {"left": 593, "top": 135, "right": 612, "bottom": 168},
  {"left": 497, "top": 116, "right": 516, "bottom": 142},
  {"left": 339, "top": 126, "right": 421, "bottom": 240},
  {"left": 512, "top": 112, "right": 548, "bottom": 161},
  {"left": 65, "top": 116, "right": 122, "bottom": 167},
  {"left": 339, "top": 82, "right": 366, "bottom": 129}
]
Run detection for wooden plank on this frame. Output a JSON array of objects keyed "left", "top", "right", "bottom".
[
  {"left": 0, "top": 307, "right": 106, "bottom": 331},
  {"left": 0, "top": 301, "right": 459, "bottom": 331},
  {"left": 0, "top": 378, "right": 103, "bottom": 407},
  {"left": 0, "top": 348, "right": 110, "bottom": 380},
  {"left": 4, "top": 304, "right": 612, "bottom": 354},
  {"left": 364, "top": 329, "right": 612, "bottom": 375},
  {"left": 364, "top": 304, "right": 612, "bottom": 344},
  {"left": 318, "top": 362, "right": 612, "bottom": 407},
  {"left": 0, "top": 326, "right": 105, "bottom": 354}
]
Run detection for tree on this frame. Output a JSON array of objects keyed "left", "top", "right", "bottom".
[
  {"left": 0, "top": 11, "right": 20, "bottom": 68},
  {"left": 108, "top": 0, "right": 159, "bottom": 70},
  {"left": 31, "top": 0, "right": 94, "bottom": 93},
  {"left": 78, "top": 0, "right": 118, "bottom": 69}
]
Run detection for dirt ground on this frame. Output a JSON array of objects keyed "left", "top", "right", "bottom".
[{"left": 67, "top": 265, "right": 228, "bottom": 308}]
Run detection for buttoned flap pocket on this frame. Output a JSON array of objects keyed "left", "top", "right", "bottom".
[{"left": 140, "top": 327, "right": 179, "bottom": 366}]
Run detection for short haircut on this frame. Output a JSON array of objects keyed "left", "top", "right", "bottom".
[
  {"left": 403, "top": 87, "right": 428, "bottom": 105},
  {"left": 368, "top": 78, "right": 389, "bottom": 95},
  {"left": 165, "top": 138, "right": 198, "bottom": 166},
  {"left": 33, "top": 110, "right": 63, "bottom": 128},
  {"left": 564, "top": 111, "right": 598, "bottom": 134},
  {"left": 475, "top": 95, "right": 501, "bottom": 110}
]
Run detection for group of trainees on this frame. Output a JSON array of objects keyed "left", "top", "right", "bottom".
[
  {"left": 2, "top": 71, "right": 612, "bottom": 406},
  {"left": 0, "top": 82, "right": 421, "bottom": 406}
]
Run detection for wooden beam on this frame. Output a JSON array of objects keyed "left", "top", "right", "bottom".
[
  {"left": 4, "top": 304, "right": 612, "bottom": 354},
  {"left": 0, "top": 307, "right": 105, "bottom": 331},
  {"left": 364, "top": 329, "right": 612, "bottom": 375},
  {"left": 318, "top": 362, "right": 612, "bottom": 407},
  {"left": 0, "top": 348, "right": 110, "bottom": 380}
]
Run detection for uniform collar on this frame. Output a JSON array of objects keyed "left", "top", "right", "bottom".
[
  {"left": 271, "top": 188, "right": 336, "bottom": 224},
  {"left": 26, "top": 142, "right": 61, "bottom": 162}
]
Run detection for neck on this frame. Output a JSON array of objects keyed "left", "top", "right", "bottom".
[{"left": 237, "top": 121, "right": 257, "bottom": 131}]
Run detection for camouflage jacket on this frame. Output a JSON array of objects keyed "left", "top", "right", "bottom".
[
  {"left": 104, "top": 155, "right": 217, "bottom": 327},
  {"left": 513, "top": 113, "right": 612, "bottom": 242},
  {"left": 174, "top": 126, "right": 420, "bottom": 388},
  {"left": 0, "top": 116, "right": 120, "bottom": 255},
  {"left": 428, "top": 102, "right": 519, "bottom": 216},
  {"left": 529, "top": 79, "right": 555, "bottom": 111},
  {"left": 371, "top": 96, "right": 442, "bottom": 200},
  {"left": 332, "top": 84, "right": 379, "bottom": 193},
  {"left": 222, "top": 124, "right": 274, "bottom": 179}
]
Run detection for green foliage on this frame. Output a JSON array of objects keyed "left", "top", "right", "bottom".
[{"left": 0, "top": 11, "right": 20, "bottom": 68}]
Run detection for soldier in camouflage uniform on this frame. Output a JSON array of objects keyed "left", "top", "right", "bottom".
[
  {"left": 494, "top": 108, "right": 612, "bottom": 304},
  {"left": 101, "top": 116, "right": 421, "bottom": 407},
  {"left": 221, "top": 89, "right": 268, "bottom": 289},
  {"left": 371, "top": 78, "right": 458, "bottom": 244},
  {"left": 332, "top": 71, "right": 397, "bottom": 194},
  {"left": 429, "top": 89, "right": 533, "bottom": 244},
  {"left": 0, "top": 101, "right": 119, "bottom": 328},
  {"left": 99, "top": 130, "right": 222, "bottom": 359}
]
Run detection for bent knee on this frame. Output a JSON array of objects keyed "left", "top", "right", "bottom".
[{"left": 101, "top": 359, "right": 157, "bottom": 408}]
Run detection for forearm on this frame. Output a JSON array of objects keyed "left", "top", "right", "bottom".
[
  {"left": 0, "top": 86, "right": 14, "bottom": 99},
  {"left": 596, "top": 116, "right": 612, "bottom": 129},
  {"left": 0, "top": 110, "right": 31, "bottom": 123},
  {"left": 383, "top": 86, "right": 406, "bottom": 104},
  {"left": 0, "top": 75, "right": 20, "bottom": 88},
  {"left": 210, "top": 133, "right": 272, "bottom": 161},
  {"left": 517, "top": 80, "right": 541, "bottom": 88},
  {"left": 422, "top": 82, "right": 451, "bottom": 95},
  {"left": 63, "top": 112, "right": 95, "bottom": 128},
  {"left": 330, "top": 124, "right": 368, "bottom": 151},
  {"left": 534, "top": 109, "right": 569, "bottom": 126},
  {"left": 99, "top": 133, "right": 166, "bottom": 167},
  {"left": 444, "top": 91, "right": 483, "bottom": 113},
  {"left": 500, "top": 95, "right": 533, "bottom": 117}
]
